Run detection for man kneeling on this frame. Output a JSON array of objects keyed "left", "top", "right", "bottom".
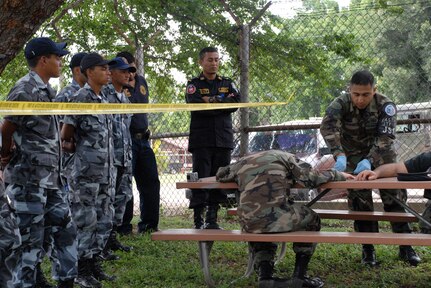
[{"left": 216, "top": 150, "right": 353, "bottom": 288}]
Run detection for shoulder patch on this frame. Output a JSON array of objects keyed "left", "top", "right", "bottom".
[
  {"left": 187, "top": 84, "right": 196, "bottom": 94},
  {"left": 140, "top": 85, "right": 147, "bottom": 95},
  {"left": 383, "top": 103, "right": 396, "bottom": 117}
]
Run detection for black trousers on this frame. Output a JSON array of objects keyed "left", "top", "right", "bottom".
[
  {"left": 189, "top": 147, "right": 231, "bottom": 208},
  {"left": 118, "top": 138, "right": 160, "bottom": 234}
]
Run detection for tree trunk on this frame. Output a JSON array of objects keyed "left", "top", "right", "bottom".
[{"left": 0, "top": 0, "right": 65, "bottom": 74}]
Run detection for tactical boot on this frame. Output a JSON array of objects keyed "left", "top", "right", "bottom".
[
  {"left": 92, "top": 257, "right": 117, "bottom": 282},
  {"left": 109, "top": 229, "right": 132, "bottom": 252},
  {"left": 75, "top": 259, "right": 102, "bottom": 288},
  {"left": 35, "top": 263, "right": 55, "bottom": 288},
  {"left": 193, "top": 207, "right": 204, "bottom": 229},
  {"left": 56, "top": 279, "right": 74, "bottom": 288},
  {"left": 399, "top": 245, "right": 421, "bottom": 266},
  {"left": 362, "top": 244, "right": 378, "bottom": 267},
  {"left": 292, "top": 253, "right": 324, "bottom": 288},
  {"left": 203, "top": 205, "right": 221, "bottom": 229},
  {"left": 257, "top": 261, "right": 303, "bottom": 288}
]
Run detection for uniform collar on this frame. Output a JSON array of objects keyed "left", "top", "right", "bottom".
[
  {"left": 29, "top": 71, "right": 56, "bottom": 99},
  {"left": 199, "top": 72, "right": 222, "bottom": 81}
]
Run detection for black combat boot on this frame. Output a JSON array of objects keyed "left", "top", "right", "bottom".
[
  {"left": 35, "top": 263, "right": 55, "bottom": 288},
  {"left": 257, "top": 261, "right": 302, "bottom": 288},
  {"left": 56, "top": 279, "right": 74, "bottom": 288},
  {"left": 109, "top": 226, "right": 132, "bottom": 252},
  {"left": 92, "top": 256, "right": 117, "bottom": 282},
  {"left": 75, "top": 258, "right": 102, "bottom": 288},
  {"left": 193, "top": 207, "right": 204, "bottom": 229},
  {"left": 399, "top": 245, "right": 421, "bottom": 266},
  {"left": 292, "top": 253, "right": 324, "bottom": 288},
  {"left": 203, "top": 205, "right": 221, "bottom": 229},
  {"left": 362, "top": 244, "right": 378, "bottom": 267}
]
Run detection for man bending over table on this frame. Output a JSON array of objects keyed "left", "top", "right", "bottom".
[{"left": 216, "top": 150, "right": 353, "bottom": 288}]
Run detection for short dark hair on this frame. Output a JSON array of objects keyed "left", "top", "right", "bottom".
[
  {"left": 199, "top": 47, "right": 218, "bottom": 60},
  {"left": 116, "top": 51, "right": 135, "bottom": 64},
  {"left": 350, "top": 70, "right": 375, "bottom": 87},
  {"left": 27, "top": 54, "right": 51, "bottom": 68}
]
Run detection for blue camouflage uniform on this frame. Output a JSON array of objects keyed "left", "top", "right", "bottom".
[
  {"left": 0, "top": 174, "right": 21, "bottom": 288},
  {"left": 63, "top": 83, "right": 115, "bottom": 260},
  {"left": 104, "top": 84, "right": 133, "bottom": 227},
  {"left": 4, "top": 71, "right": 77, "bottom": 287},
  {"left": 320, "top": 92, "right": 411, "bottom": 234}
]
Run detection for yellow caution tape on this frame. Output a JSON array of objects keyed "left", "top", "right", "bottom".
[{"left": 0, "top": 101, "right": 287, "bottom": 116}]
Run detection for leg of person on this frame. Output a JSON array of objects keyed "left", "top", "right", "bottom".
[
  {"left": 189, "top": 148, "right": 212, "bottom": 229},
  {"left": 203, "top": 148, "right": 230, "bottom": 229},
  {"left": 92, "top": 182, "right": 116, "bottom": 281},
  {"left": 134, "top": 139, "right": 160, "bottom": 233},
  {"left": 109, "top": 166, "right": 133, "bottom": 252},
  {"left": 380, "top": 188, "right": 421, "bottom": 266},
  {"left": 0, "top": 195, "right": 21, "bottom": 288},
  {"left": 71, "top": 181, "right": 101, "bottom": 288},
  {"left": 117, "top": 197, "right": 134, "bottom": 235},
  {"left": 7, "top": 184, "right": 46, "bottom": 288},
  {"left": 45, "top": 188, "right": 77, "bottom": 287},
  {"left": 419, "top": 189, "right": 431, "bottom": 233},
  {"left": 348, "top": 188, "right": 379, "bottom": 267}
]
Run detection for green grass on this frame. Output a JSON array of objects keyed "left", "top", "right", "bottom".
[{"left": 43, "top": 211, "right": 431, "bottom": 287}]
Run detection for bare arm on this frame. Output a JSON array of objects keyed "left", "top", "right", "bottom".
[{"left": 356, "top": 162, "right": 407, "bottom": 180}]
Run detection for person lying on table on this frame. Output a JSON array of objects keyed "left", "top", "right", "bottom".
[
  {"left": 216, "top": 150, "right": 354, "bottom": 288},
  {"left": 357, "top": 150, "right": 431, "bottom": 238}
]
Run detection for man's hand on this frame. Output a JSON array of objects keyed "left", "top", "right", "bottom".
[
  {"left": 353, "top": 159, "right": 371, "bottom": 174},
  {"left": 341, "top": 172, "right": 355, "bottom": 180},
  {"left": 61, "top": 138, "right": 76, "bottom": 153},
  {"left": 334, "top": 155, "right": 347, "bottom": 172},
  {"left": 355, "top": 170, "right": 377, "bottom": 181}
]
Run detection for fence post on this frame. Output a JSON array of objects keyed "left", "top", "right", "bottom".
[{"left": 239, "top": 24, "right": 250, "bottom": 157}]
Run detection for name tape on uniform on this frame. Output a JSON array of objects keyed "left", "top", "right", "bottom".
[{"left": 0, "top": 101, "right": 286, "bottom": 116}]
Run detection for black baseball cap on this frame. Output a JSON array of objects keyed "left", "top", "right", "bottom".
[
  {"left": 24, "top": 37, "right": 69, "bottom": 60},
  {"left": 80, "top": 53, "right": 116, "bottom": 72},
  {"left": 109, "top": 57, "right": 137, "bottom": 72},
  {"left": 69, "top": 52, "right": 88, "bottom": 69}
]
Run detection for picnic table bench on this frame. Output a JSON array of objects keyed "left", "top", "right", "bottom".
[{"left": 151, "top": 176, "right": 431, "bottom": 287}]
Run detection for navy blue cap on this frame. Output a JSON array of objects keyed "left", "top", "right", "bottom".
[
  {"left": 24, "top": 37, "right": 69, "bottom": 59},
  {"left": 109, "top": 57, "right": 137, "bottom": 72},
  {"left": 80, "top": 53, "right": 116, "bottom": 72},
  {"left": 69, "top": 52, "right": 88, "bottom": 69}
]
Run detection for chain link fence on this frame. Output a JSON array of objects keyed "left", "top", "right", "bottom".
[
  {"left": 1, "top": 2, "right": 430, "bottom": 217},
  {"left": 149, "top": 3, "right": 431, "bottom": 215}
]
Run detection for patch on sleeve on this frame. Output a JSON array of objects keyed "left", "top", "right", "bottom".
[
  {"left": 187, "top": 84, "right": 196, "bottom": 94},
  {"left": 383, "top": 103, "right": 396, "bottom": 117}
]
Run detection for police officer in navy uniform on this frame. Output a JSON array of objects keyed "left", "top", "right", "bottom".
[
  {"left": 116, "top": 51, "right": 161, "bottom": 234},
  {"left": 186, "top": 47, "right": 241, "bottom": 229}
]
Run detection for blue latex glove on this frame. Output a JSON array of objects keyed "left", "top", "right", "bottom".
[
  {"left": 353, "top": 159, "right": 371, "bottom": 174},
  {"left": 334, "top": 155, "right": 347, "bottom": 172}
]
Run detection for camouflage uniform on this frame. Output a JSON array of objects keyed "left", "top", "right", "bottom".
[
  {"left": 0, "top": 177, "right": 21, "bottom": 288},
  {"left": 55, "top": 80, "right": 80, "bottom": 188},
  {"left": 104, "top": 84, "right": 133, "bottom": 227},
  {"left": 4, "top": 71, "right": 77, "bottom": 287},
  {"left": 320, "top": 92, "right": 411, "bottom": 234},
  {"left": 62, "top": 83, "right": 115, "bottom": 260},
  {"left": 216, "top": 150, "right": 346, "bottom": 263}
]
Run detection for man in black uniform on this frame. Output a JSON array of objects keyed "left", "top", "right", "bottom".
[
  {"left": 357, "top": 151, "right": 431, "bottom": 239},
  {"left": 116, "top": 51, "right": 160, "bottom": 234},
  {"left": 186, "top": 47, "right": 241, "bottom": 229}
]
